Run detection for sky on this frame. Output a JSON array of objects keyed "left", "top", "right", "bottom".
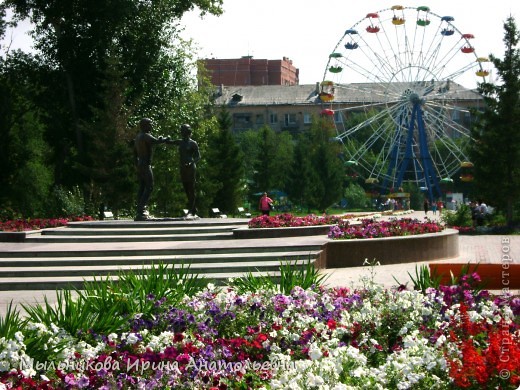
[
  {"left": 181, "top": 0, "right": 519, "bottom": 86},
  {"left": 3, "top": 1, "right": 518, "bottom": 87}
]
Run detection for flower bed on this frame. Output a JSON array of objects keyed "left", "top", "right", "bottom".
[
  {"left": 247, "top": 213, "right": 355, "bottom": 229},
  {"left": 0, "top": 216, "right": 94, "bottom": 232},
  {"left": 0, "top": 216, "right": 95, "bottom": 242},
  {"left": 328, "top": 218, "right": 444, "bottom": 239},
  {"left": 1, "top": 280, "right": 519, "bottom": 389}
]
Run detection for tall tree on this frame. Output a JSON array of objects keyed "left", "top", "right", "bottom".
[
  {"left": 470, "top": 16, "right": 520, "bottom": 227},
  {"left": 270, "top": 130, "right": 294, "bottom": 191},
  {"left": 252, "top": 126, "right": 278, "bottom": 193},
  {"left": 2, "top": 0, "right": 223, "bottom": 217},
  {"left": 308, "top": 117, "right": 344, "bottom": 212},
  {"left": 0, "top": 51, "right": 53, "bottom": 218},
  {"left": 205, "top": 108, "right": 245, "bottom": 214},
  {"left": 287, "top": 133, "right": 317, "bottom": 211}
]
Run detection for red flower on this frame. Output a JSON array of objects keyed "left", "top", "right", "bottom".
[{"left": 327, "top": 319, "right": 337, "bottom": 330}]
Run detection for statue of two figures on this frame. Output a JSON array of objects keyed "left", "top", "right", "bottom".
[{"left": 134, "top": 118, "right": 200, "bottom": 221}]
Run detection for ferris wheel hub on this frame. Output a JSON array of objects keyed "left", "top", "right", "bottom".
[{"left": 408, "top": 92, "right": 423, "bottom": 105}]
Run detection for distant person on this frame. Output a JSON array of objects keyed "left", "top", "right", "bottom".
[
  {"left": 258, "top": 192, "right": 274, "bottom": 216},
  {"left": 437, "top": 200, "right": 443, "bottom": 215},
  {"left": 469, "top": 200, "right": 478, "bottom": 227},
  {"left": 134, "top": 118, "right": 173, "bottom": 221},
  {"left": 171, "top": 124, "right": 201, "bottom": 217},
  {"left": 476, "top": 199, "right": 488, "bottom": 226},
  {"left": 423, "top": 198, "right": 429, "bottom": 215}
]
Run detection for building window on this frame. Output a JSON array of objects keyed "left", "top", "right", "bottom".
[
  {"left": 303, "top": 113, "right": 312, "bottom": 124},
  {"left": 233, "top": 113, "right": 252, "bottom": 129},
  {"left": 256, "top": 114, "right": 264, "bottom": 124},
  {"left": 334, "top": 111, "right": 343, "bottom": 124},
  {"left": 269, "top": 113, "right": 278, "bottom": 124},
  {"left": 452, "top": 109, "right": 461, "bottom": 123},
  {"left": 284, "top": 113, "right": 297, "bottom": 126}
]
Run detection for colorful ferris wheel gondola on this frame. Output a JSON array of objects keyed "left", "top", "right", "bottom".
[
  {"left": 320, "top": 108, "right": 334, "bottom": 117},
  {"left": 440, "top": 15, "right": 455, "bottom": 36},
  {"left": 344, "top": 29, "right": 359, "bottom": 50},
  {"left": 416, "top": 6, "right": 430, "bottom": 26},
  {"left": 476, "top": 57, "right": 491, "bottom": 77},
  {"left": 440, "top": 177, "right": 454, "bottom": 191},
  {"left": 460, "top": 33, "right": 475, "bottom": 54},
  {"left": 391, "top": 5, "right": 405, "bottom": 25},
  {"left": 366, "top": 13, "right": 380, "bottom": 33},
  {"left": 319, "top": 80, "right": 335, "bottom": 102},
  {"left": 328, "top": 53, "right": 344, "bottom": 74},
  {"left": 459, "top": 162, "right": 474, "bottom": 182}
]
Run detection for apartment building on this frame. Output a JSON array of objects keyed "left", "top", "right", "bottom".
[
  {"left": 203, "top": 56, "right": 299, "bottom": 86},
  {"left": 212, "top": 82, "right": 484, "bottom": 135}
]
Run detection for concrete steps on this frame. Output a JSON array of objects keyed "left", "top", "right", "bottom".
[
  {"left": 24, "top": 232, "right": 234, "bottom": 243},
  {"left": 0, "top": 218, "right": 326, "bottom": 290}
]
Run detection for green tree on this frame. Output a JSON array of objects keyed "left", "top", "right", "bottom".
[
  {"left": 3, "top": 0, "right": 223, "bottom": 217},
  {"left": 470, "top": 16, "right": 520, "bottom": 227},
  {"left": 205, "top": 108, "right": 245, "bottom": 215},
  {"left": 287, "top": 135, "right": 318, "bottom": 212},
  {"left": 252, "top": 126, "right": 278, "bottom": 193},
  {"left": 308, "top": 118, "right": 344, "bottom": 212},
  {"left": 0, "top": 52, "right": 53, "bottom": 218},
  {"left": 270, "top": 131, "right": 294, "bottom": 192},
  {"left": 77, "top": 54, "right": 135, "bottom": 217}
]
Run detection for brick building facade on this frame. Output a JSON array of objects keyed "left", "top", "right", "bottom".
[{"left": 203, "top": 56, "right": 299, "bottom": 86}]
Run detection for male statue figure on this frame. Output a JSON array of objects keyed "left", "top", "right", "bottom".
[
  {"left": 133, "top": 118, "right": 172, "bottom": 221},
  {"left": 172, "top": 124, "right": 200, "bottom": 217}
]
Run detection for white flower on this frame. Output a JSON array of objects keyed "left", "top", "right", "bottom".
[
  {"left": 107, "top": 333, "right": 118, "bottom": 342},
  {"left": 308, "top": 344, "right": 323, "bottom": 361},
  {"left": 435, "top": 334, "right": 446, "bottom": 347},
  {"left": 14, "top": 332, "right": 24, "bottom": 343},
  {"left": 126, "top": 333, "right": 139, "bottom": 345},
  {"left": 307, "top": 372, "right": 325, "bottom": 386},
  {"left": 351, "top": 366, "right": 365, "bottom": 377}
]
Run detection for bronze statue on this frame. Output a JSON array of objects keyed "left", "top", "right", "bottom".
[
  {"left": 172, "top": 124, "right": 200, "bottom": 217},
  {"left": 133, "top": 118, "right": 172, "bottom": 221}
]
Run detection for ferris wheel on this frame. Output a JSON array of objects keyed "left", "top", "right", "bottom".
[{"left": 322, "top": 5, "right": 490, "bottom": 201}]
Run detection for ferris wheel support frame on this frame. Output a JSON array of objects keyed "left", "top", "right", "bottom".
[{"left": 387, "top": 101, "right": 442, "bottom": 203}]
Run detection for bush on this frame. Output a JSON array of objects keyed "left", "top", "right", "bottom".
[
  {"left": 344, "top": 182, "right": 369, "bottom": 209},
  {"left": 45, "top": 185, "right": 85, "bottom": 218},
  {"left": 441, "top": 204, "right": 472, "bottom": 227}
]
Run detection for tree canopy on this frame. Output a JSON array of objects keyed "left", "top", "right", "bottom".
[
  {"left": 470, "top": 16, "right": 520, "bottom": 227},
  {"left": 1, "top": 0, "right": 223, "bottom": 218}
]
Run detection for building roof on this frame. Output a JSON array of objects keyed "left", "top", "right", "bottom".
[{"left": 214, "top": 82, "right": 483, "bottom": 107}]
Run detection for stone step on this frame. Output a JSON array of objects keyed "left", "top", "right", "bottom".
[
  {"left": 0, "top": 218, "right": 326, "bottom": 290},
  {"left": 24, "top": 232, "right": 234, "bottom": 243},
  {"left": 67, "top": 219, "right": 249, "bottom": 229},
  {"left": 0, "top": 250, "right": 320, "bottom": 267},
  {"left": 0, "top": 271, "right": 282, "bottom": 291},
  {"left": 0, "top": 259, "right": 309, "bottom": 279},
  {"left": 40, "top": 225, "right": 243, "bottom": 236},
  {"left": 0, "top": 243, "right": 323, "bottom": 258}
]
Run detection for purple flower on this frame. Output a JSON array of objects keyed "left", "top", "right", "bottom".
[{"left": 77, "top": 375, "right": 90, "bottom": 388}]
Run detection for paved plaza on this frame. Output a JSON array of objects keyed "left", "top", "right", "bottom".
[{"left": 1, "top": 211, "right": 518, "bottom": 317}]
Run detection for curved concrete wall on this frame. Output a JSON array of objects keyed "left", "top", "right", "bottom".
[
  {"left": 233, "top": 225, "right": 333, "bottom": 239},
  {"left": 322, "top": 229, "right": 459, "bottom": 268}
]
